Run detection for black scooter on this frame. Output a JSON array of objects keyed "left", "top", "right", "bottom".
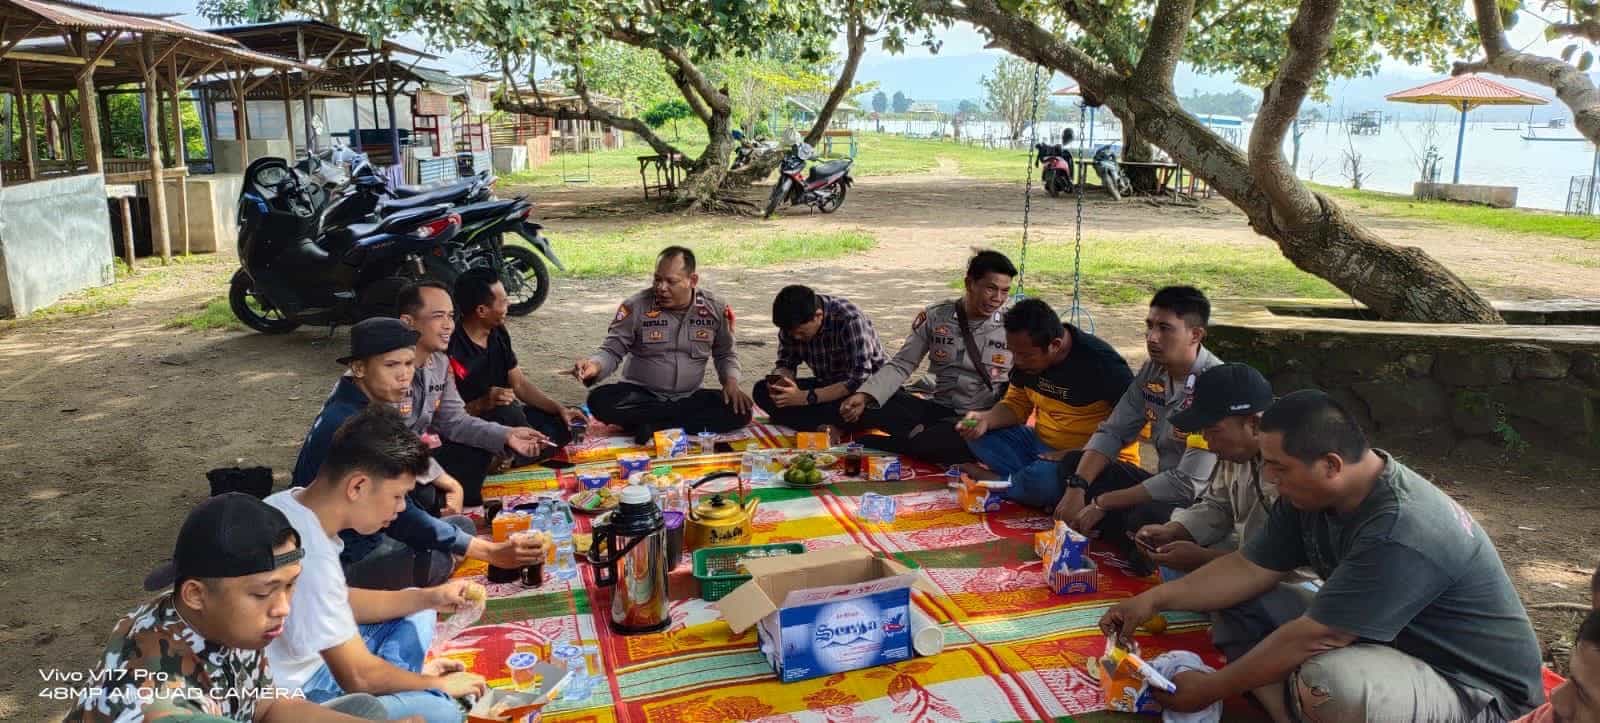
[
  {"left": 1092, "top": 144, "right": 1133, "bottom": 200},
  {"left": 317, "top": 157, "right": 561, "bottom": 315},
  {"left": 229, "top": 157, "right": 464, "bottom": 334},
  {"left": 764, "top": 142, "right": 854, "bottom": 219}
]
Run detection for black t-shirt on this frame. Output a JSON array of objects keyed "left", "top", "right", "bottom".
[
  {"left": 1243, "top": 451, "right": 1544, "bottom": 718},
  {"left": 1001, "top": 324, "right": 1133, "bottom": 449},
  {"left": 447, "top": 325, "right": 518, "bottom": 404}
]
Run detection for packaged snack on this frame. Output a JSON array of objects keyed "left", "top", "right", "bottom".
[
  {"left": 865, "top": 455, "right": 902, "bottom": 481},
  {"left": 795, "top": 431, "right": 831, "bottom": 450},
  {"left": 957, "top": 473, "right": 1003, "bottom": 513},
  {"left": 653, "top": 428, "right": 689, "bottom": 458},
  {"left": 1084, "top": 639, "right": 1170, "bottom": 714},
  {"left": 618, "top": 452, "right": 652, "bottom": 478},
  {"left": 1041, "top": 520, "right": 1098, "bottom": 594}
]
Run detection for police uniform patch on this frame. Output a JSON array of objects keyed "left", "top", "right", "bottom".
[
  {"left": 1145, "top": 380, "right": 1166, "bottom": 395},
  {"left": 698, "top": 305, "right": 711, "bottom": 317},
  {"left": 646, "top": 329, "right": 667, "bottom": 343},
  {"left": 913, "top": 310, "right": 928, "bottom": 331},
  {"left": 724, "top": 304, "right": 736, "bottom": 331},
  {"left": 613, "top": 304, "right": 631, "bottom": 324},
  {"left": 693, "top": 328, "right": 712, "bottom": 342},
  {"left": 932, "top": 348, "right": 951, "bottom": 361},
  {"left": 933, "top": 325, "right": 951, "bottom": 337},
  {"left": 398, "top": 402, "right": 413, "bottom": 416},
  {"left": 645, "top": 309, "right": 662, "bottom": 319}
]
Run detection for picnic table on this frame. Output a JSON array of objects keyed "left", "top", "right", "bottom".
[
  {"left": 1071, "top": 158, "right": 1182, "bottom": 195},
  {"left": 638, "top": 154, "right": 684, "bottom": 200}
]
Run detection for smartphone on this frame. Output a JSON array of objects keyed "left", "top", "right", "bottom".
[{"left": 1131, "top": 533, "right": 1160, "bottom": 554}]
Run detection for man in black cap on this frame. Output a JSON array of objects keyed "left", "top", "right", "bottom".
[
  {"left": 1131, "top": 363, "right": 1316, "bottom": 722},
  {"left": 66, "top": 493, "right": 391, "bottom": 722},
  {"left": 293, "top": 317, "right": 543, "bottom": 592}
]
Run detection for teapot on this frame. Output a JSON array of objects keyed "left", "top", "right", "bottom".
[{"left": 684, "top": 471, "right": 759, "bottom": 550}]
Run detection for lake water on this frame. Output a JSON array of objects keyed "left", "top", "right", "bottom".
[{"left": 847, "top": 118, "right": 1600, "bottom": 211}]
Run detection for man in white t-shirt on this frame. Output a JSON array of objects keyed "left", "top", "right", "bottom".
[{"left": 267, "top": 407, "right": 487, "bottom": 723}]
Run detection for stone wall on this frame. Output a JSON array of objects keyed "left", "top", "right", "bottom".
[{"left": 1207, "top": 301, "right": 1600, "bottom": 460}]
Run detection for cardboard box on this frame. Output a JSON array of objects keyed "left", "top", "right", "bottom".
[
  {"left": 958, "top": 474, "right": 1001, "bottom": 513},
  {"left": 795, "top": 431, "right": 831, "bottom": 450},
  {"left": 653, "top": 428, "right": 689, "bottom": 458},
  {"left": 717, "top": 546, "right": 937, "bottom": 682},
  {"left": 466, "top": 662, "right": 569, "bottom": 722},
  {"left": 866, "top": 455, "right": 902, "bottom": 481}
]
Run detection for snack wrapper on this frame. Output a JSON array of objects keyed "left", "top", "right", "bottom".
[
  {"left": 866, "top": 455, "right": 903, "bottom": 481},
  {"left": 1038, "top": 521, "right": 1097, "bottom": 594},
  {"left": 796, "top": 431, "right": 831, "bottom": 450},
  {"left": 653, "top": 429, "right": 688, "bottom": 458},
  {"left": 957, "top": 473, "right": 1002, "bottom": 513},
  {"left": 1085, "top": 639, "right": 1161, "bottom": 715},
  {"left": 617, "top": 452, "right": 652, "bottom": 478}
]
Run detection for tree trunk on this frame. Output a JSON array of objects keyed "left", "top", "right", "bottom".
[
  {"left": 803, "top": 15, "right": 869, "bottom": 148},
  {"left": 922, "top": 0, "right": 1502, "bottom": 323},
  {"left": 1115, "top": 108, "right": 1162, "bottom": 192},
  {"left": 675, "top": 108, "right": 737, "bottom": 209}
]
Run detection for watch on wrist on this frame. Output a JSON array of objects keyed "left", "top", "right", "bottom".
[
  {"left": 806, "top": 388, "right": 819, "bottom": 405},
  {"left": 1065, "top": 474, "right": 1091, "bottom": 490}
]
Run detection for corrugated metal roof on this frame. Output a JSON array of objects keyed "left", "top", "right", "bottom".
[
  {"left": 2, "top": 0, "right": 243, "bottom": 45},
  {"left": 1385, "top": 74, "right": 1548, "bottom": 108}
]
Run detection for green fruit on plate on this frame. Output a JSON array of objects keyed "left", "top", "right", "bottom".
[
  {"left": 797, "top": 459, "right": 815, "bottom": 472},
  {"left": 804, "top": 469, "right": 823, "bottom": 486},
  {"left": 784, "top": 468, "right": 802, "bottom": 485}
]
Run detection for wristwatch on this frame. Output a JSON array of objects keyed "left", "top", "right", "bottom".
[
  {"left": 1064, "top": 474, "right": 1091, "bottom": 490},
  {"left": 806, "top": 388, "right": 819, "bottom": 405}
]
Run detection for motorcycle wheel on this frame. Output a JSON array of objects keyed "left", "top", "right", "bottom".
[
  {"left": 228, "top": 269, "right": 301, "bottom": 334},
  {"left": 818, "top": 182, "right": 847, "bottom": 214},
  {"left": 501, "top": 244, "right": 550, "bottom": 316},
  {"left": 1043, "top": 169, "right": 1067, "bottom": 197},
  {"left": 764, "top": 179, "right": 789, "bottom": 219}
]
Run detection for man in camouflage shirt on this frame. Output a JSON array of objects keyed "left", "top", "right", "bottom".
[{"left": 65, "top": 494, "right": 387, "bottom": 722}]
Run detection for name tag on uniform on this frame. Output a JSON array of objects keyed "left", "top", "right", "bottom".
[
  {"left": 642, "top": 318, "right": 670, "bottom": 328},
  {"left": 687, "top": 317, "right": 718, "bottom": 328}
]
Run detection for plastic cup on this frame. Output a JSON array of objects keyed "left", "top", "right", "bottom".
[
  {"left": 582, "top": 644, "right": 602, "bottom": 677},
  {"left": 506, "top": 651, "right": 540, "bottom": 691}
]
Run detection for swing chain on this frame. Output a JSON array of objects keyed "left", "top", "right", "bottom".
[
  {"left": 1017, "top": 62, "right": 1044, "bottom": 300},
  {"left": 1069, "top": 98, "right": 1094, "bottom": 333}
]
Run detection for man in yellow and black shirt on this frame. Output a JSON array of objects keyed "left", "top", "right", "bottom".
[{"left": 958, "top": 298, "right": 1140, "bottom": 509}]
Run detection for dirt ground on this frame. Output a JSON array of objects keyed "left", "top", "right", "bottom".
[{"left": 2, "top": 167, "right": 1596, "bottom": 720}]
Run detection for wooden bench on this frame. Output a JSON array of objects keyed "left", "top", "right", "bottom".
[
  {"left": 820, "top": 128, "right": 857, "bottom": 158},
  {"left": 638, "top": 154, "right": 684, "bottom": 199}
]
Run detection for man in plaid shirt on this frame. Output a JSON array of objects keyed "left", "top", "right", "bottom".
[{"left": 753, "top": 285, "right": 887, "bottom": 431}]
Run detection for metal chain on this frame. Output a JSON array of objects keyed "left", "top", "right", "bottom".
[
  {"left": 1070, "top": 101, "right": 1094, "bottom": 334},
  {"left": 1018, "top": 63, "right": 1044, "bottom": 300}
]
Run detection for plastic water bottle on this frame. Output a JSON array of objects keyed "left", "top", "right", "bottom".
[
  {"left": 551, "top": 503, "right": 577, "bottom": 581},
  {"left": 557, "top": 643, "right": 591, "bottom": 700}
]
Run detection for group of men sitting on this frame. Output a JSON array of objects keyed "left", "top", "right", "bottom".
[{"left": 65, "top": 245, "right": 1597, "bottom": 723}]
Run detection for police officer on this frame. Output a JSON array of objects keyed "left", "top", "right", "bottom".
[
  {"left": 839, "top": 250, "right": 1017, "bottom": 464},
  {"left": 573, "top": 246, "right": 754, "bottom": 442}
]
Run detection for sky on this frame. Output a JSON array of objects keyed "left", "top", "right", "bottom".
[{"left": 116, "top": 0, "right": 1585, "bottom": 116}]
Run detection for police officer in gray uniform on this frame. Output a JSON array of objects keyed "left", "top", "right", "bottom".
[
  {"left": 841, "top": 251, "right": 1018, "bottom": 464},
  {"left": 574, "top": 246, "right": 754, "bottom": 442}
]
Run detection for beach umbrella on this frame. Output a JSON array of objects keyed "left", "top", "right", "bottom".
[
  {"left": 1384, "top": 74, "right": 1547, "bottom": 184},
  {"left": 1053, "top": 84, "right": 1096, "bottom": 148}
]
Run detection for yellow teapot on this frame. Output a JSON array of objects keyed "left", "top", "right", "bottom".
[{"left": 684, "top": 471, "right": 759, "bottom": 550}]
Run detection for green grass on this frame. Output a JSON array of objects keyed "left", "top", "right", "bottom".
[
  {"left": 167, "top": 295, "right": 241, "bottom": 331},
  {"left": 982, "top": 234, "right": 1342, "bottom": 305},
  {"left": 511, "top": 224, "right": 876, "bottom": 278},
  {"left": 1314, "top": 184, "right": 1600, "bottom": 243}
]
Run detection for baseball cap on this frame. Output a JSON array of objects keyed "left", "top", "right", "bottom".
[
  {"left": 1170, "top": 363, "right": 1274, "bottom": 432},
  {"left": 337, "top": 317, "right": 420, "bottom": 365},
  {"left": 143, "top": 492, "right": 305, "bottom": 591}
]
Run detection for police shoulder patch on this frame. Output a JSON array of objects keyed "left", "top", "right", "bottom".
[
  {"left": 612, "top": 304, "right": 631, "bottom": 325},
  {"left": 912, "top": 310, "right": 928, "bottom": 331}
]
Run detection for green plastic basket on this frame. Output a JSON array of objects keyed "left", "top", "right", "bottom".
[{"left": 691, "top": 543, "right": 807, "bottom": 601}]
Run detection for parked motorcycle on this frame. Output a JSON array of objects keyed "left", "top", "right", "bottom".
[
  {"left": 316, "top": 155, "right": 561, "bottom": 315},
  {"left": 1035, "top": 143, "right": 1076, "bottom": 197},
  {"left": 763, "top": 143, "right": 854, "bottom": 219},
  {"left": 732, "top": 135, "right": 778, "bottom": 173},
  {"left": 228, "top": 157, "right": 463, "bottom": 334},
  {"left": 1092, "top": 144, "right": 1133, "bottom": 200}
]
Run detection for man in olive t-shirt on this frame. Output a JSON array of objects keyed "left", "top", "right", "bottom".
[{"left": 1102, "top": 390, "right": 1542, "bottom": 722}]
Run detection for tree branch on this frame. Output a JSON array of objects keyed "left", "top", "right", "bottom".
[
  {"left": 1059, "top": 1, "right": 1137, "bottom": 73},
  {"left": 654, "top": 44, "right": 730, "bottom": 114},
  {"left": 1461, "top": 0, "right": 1600, "bottom": 145},
  {"left": 1550, "top": 19, "right": 1600, "bottom": 42},
  {"left": 804, "top": 9, "right": 871, "bottom": 147},
  {"left": 671, "top": 67, "right": 713, "bottom": 124},
  {"left": 1196, "top": 0, "right": 1251, "bottom": 35},
  {"left": 1132, "top": 0, "right": 1197, "bottom": 90},
  {"left": 1248, "top": 0, "right": 1340, "bottom": 226},
  {"left": 921, "top": 0, "right": 1118, "bottom": 94}
]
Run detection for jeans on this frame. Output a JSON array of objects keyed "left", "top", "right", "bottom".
[
  {"left": 303, "top": 610, "right": 463, "bottom": 723},
  {"left": 966, "top": 426, "right": 1064, "bottom": 506},
  {"left": 587, "top": 382, "right": 751, "bottom": 442},
  {"left": 343, "top": 515, "right": 475, "bottom": 591},
  {"left": 436, "top": 403, "right": 572, "bottom": 507}
]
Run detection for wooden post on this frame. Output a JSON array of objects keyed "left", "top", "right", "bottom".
[
  {"left": 117, "top": 195, "right": 136, "bottom": 271},
  {"left": 232, "top": 68, "right": 249, "bottom": 173},
  {"left": 42, "top": 96, "right": 58, "bottom": 160},
  {"left": 76, "top": 30, "right": 116, "bottom": 174},
  {"left": 296, "top": 28, "right": 314, "bottom": 152},
  {"left": 13, "top": 64, "right": 36, "bottom": 180},
  {"left": 58, "top": 93, "right": 73, "bottom": 166},
  {"left": 168, "top": 54, "right": 189, "bottom": 256},
  {"left": 349, "top": 90, "right": 360, "bottom": 150},
  {"left": 280, "top": 71, "right": 295, "bottom": 155},
  {"left": 140, "top": 36, "right": 171, "bottom": 263},
  {"left": 383, "top": 52, "right": 400, "bottom": 166}
]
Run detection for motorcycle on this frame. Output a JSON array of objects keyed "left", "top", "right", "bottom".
[
  {"left": 732, "top": 135, "right": 778, "bottom": 173},
  {"left": 763, "top": 143, "right": 853, "bottom": 219},
  {"left": 228, "top": 157, "right": 464, "bottom": 334},
  {"left": 1092, "top": 144, "right": 1133, "bottom": 200},
  {"left": 316, "top": 155, "right": 561, "bottom": 315},
  {"left": 1035, "top": 142, "right": 1076, "bottom": 197}
]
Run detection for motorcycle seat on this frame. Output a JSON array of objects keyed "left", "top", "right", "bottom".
[
  {"left": 378, "top": 186, "right": 466, "bottom": 212},
  {"left": 283, "top": 237, "right": 332, "bottom": 265},
  {"left": 393, "top": 179, "right": 474, "bottom": 198},
  {"left": 808, "top": 159, "right": 851, "bottom": 180},
  {"left": 456, "top": 198, "right": 522, "bottom": 224}
]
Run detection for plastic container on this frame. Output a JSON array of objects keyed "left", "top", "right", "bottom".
[
  {"left": 691, "top": 543, "right": 808, "bottom": 601},
  {"left": 578, "top": 472, "right": 611, "bottom": 490},
  {"left": 506, "top": 651, "right": 541, "bottom": 690},
  {"left": 550, "top": 503, "right": 577, "bottom": 581}
]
